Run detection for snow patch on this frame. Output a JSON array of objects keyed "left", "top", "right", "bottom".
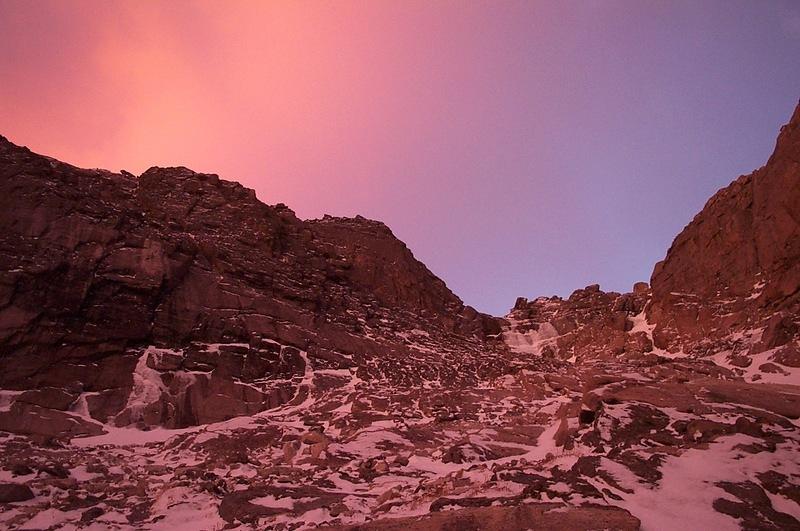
[{"left": 502, "top": 318, "right": 559, "bottom": 356}]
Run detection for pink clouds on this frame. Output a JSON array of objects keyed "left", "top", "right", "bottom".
[{"left": 2, "top": 1, "right": 799, "bottom": 314}]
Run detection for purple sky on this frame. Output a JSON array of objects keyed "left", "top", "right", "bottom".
[{"left": 1, "top": 1, "right": 799, "bottom": 315}]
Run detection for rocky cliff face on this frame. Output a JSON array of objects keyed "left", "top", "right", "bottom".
[
  {"left": 0, "top": 137, "right": 502, "bottom": 432},
  {"left": 502, "top": 103, "right": 800, "bottom": 383},
  {"left": 0, "top": 104, "right": 799, "bottom": 530},
  {"left": 652, "top": 103, "right": 800, "bottom": 303},
  {"left": 503, "top": 283, "right": 652, "bottom": 363},
  {"left": 646, "top": 103, "right": 800, "bottom": 371}
]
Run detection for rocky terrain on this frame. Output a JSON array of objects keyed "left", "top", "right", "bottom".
[{"left": 0, "top": 102, "right": 798, "bottom": 530}]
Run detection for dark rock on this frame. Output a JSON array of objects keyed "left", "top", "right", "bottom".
[
  {"left": 16, "top": 387, "right": 77, "bottom": 410},
  {"left": 772, "top": 345, "right": 800, "bottom": 367},
  {"left": 579, "top": 409, "right": 596, "bottom": 425},
  {"left": 80, "top": 507, "right": 105, "bottom": 522},
  {"left": 218, "top": 488, "right": 288, "bottom": 523},
  {"left": 10, "top": 463, "right": 33, "bottom": 476},
  {"left": 39, "top": 463, "right": 70, "bottom": 479},
  {"left": 713, "top": 481, "right": 800, "bottom": 531},
  {"left": 0, "top": 134, "right": 502, "bottom": 430},
  {"left": 0, "top": 483, "right": 34, "bottom": 502}
]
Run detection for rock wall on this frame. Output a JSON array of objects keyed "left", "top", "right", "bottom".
[
  {"left": 0, "top": 136, "right": 497, "bottom": 431},
  {"left": 647, "top": 102, "right": 800, "bottom": 361},
  {"left": 1, "top": 102, "right": 799, "bottom": 436},
  {"left": 504, "top": 102, "right": 800, "bottom": 375}
]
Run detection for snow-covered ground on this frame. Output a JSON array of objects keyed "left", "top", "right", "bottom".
[{"left": 1, "top": 330, "right": 799, "bottom": 530}]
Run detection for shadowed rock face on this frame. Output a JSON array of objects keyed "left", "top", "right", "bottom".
[
  {"left": 0, "top": 137, "right": 499, "bottom": 429},
  {"left": 503, "top": 283, "right": 652, "bottom": 363},
  {"left": 0, "top": 103, "right": 799, "bottom": 531},
  {"left": 0, "top": 140, "right": 471, "bottom": 354}
]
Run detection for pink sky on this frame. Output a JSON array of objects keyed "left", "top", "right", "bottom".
[{"left": 2, "top": 1, "right": 799, "bottom": 314}]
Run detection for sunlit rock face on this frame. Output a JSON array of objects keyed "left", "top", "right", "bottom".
[
  {"left": 0, "top": 104, "right": 799, "bottom": 530},
  {"left": 646, "top": 103, "right": 800, "bottom": 376}
]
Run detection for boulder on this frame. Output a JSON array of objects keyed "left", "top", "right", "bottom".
[{"left": 0, "top": 483, "right": 34, "bottom": 503}]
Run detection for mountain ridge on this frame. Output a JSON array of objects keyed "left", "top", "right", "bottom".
[{"left": 0, "top": 103, "right": 798, "bottom": 529}]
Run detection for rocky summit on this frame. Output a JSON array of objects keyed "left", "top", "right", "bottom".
[{"left": 0, "top": 103, "right": 798, "bottom": 531}]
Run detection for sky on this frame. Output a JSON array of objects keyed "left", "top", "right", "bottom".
[{"left": 1, "top": 1, "right": 799, "bottom": 315}]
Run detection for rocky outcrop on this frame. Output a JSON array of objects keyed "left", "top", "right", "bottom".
[
  {"left": 0, "top": 483, "right": 34, "bottom": 503},
  {"left": 504, "top": 102, "right": 800, "bottom": 374},
  {"left": 503, "top": 283, "right": 652, "bottom": 363},
  {"left": 652, "top": 103, "right": 800, "bottom": 304},
  {"left": 0, "top": 135, "right": 500, "bottom": 432},
  {"left": 3, "top": 104, "right": 799, "bottom": 434},
  {"left": 648, "top": 102, "right": 800, "bottom": 358},
  {"left": 0, "top": 103, "right": 799, "bottom": 531},
  {"left": 321, "top": 503, "right": 641, "bottom": 531}
]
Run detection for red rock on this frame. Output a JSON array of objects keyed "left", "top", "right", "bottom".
[
  {"left": 0, "top": 483, "right": 34, "bottom": 503},
  {"left": 0, "top": 402, "right": 104, "bottom": 440},
  {"left": 16, "top": 388, "right": 77, "bottom": 410},
  {"left": 321, "top": 503, "right": 640, "bottom": 531},
  {"left": 649, "top": 102, "right": 800, "bottom": 358},
  {"left": 771, "top": 345, "right": 800, "bottom": 367},
  {"left": 0, "top": 103, "right": 798, "bottom": 531},
  {"left": 0, "top": 134, "right": 500, "bottom": 429},
  {"left": 633, "top": 282, "right": 649, "bottom": 294}
]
